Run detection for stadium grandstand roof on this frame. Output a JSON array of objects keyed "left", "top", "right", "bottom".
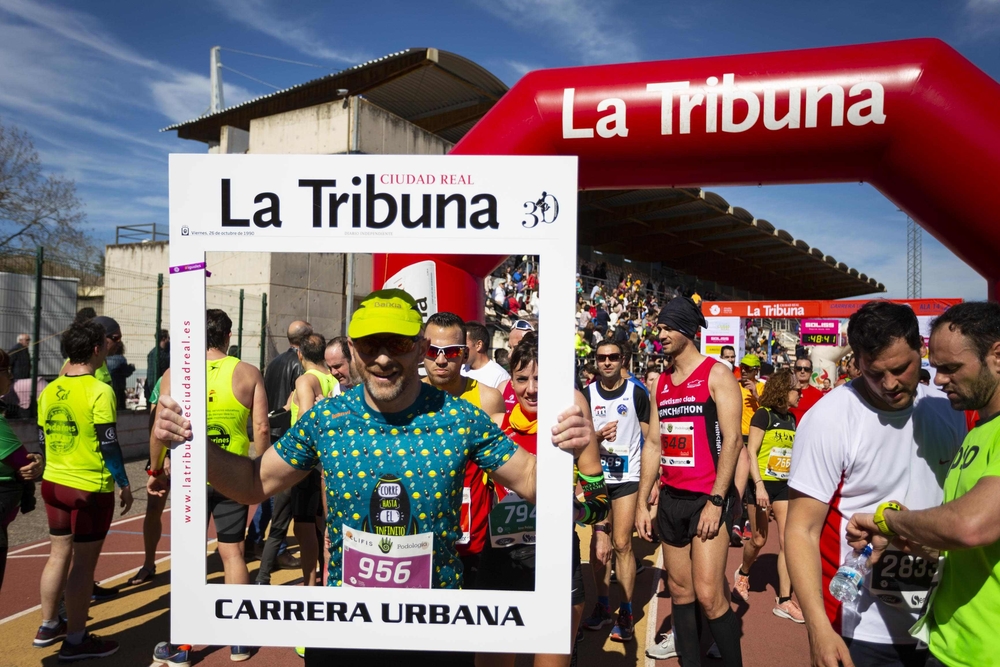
[
  {"left": 579, "top": 188, "right": 884, "bottom": 300},
  {"left": 162, "top": 48, "right": 508, "bottom": 145}
]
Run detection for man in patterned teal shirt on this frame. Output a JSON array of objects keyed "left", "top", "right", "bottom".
[{"left": 153, "top": 289, "right": 596, "bottom": 666}]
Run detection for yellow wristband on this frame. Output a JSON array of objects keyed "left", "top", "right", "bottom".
[{"left": 873, "top": 501, "right": 902, "bottom": 537}]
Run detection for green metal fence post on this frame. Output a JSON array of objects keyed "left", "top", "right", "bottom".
[
  {"left": 237, "top": 288, "right": 245, "bottom": 359},
  {"left": 154, "top": 273, "right": 163, "bottom": 381},
  {"left": 29, "top": 247, "right": 43, "bottom": 417},
  {"left": 259, "top": 292, "right": 268, "bottom": 371}
]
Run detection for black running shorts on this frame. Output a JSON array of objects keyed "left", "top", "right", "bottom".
[
  {"left": 607, "top": 480, "right": 639, "bottom": 501},
  {"left": 291, "top": 468, "right": 322, "bottom": 523},
  {"left": 206, "top": 485, "right": 249, "bottom": 544},
  {"left": 656, "top": 485, "right": 737, "bottom": 547}
]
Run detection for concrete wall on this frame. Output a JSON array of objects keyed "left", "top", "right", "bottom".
[
  {"left": 249, "top": 102, "right": 351, "bottom": 154},
  {"left": 356, "top": 98, "right": 452, "bottom": 155}
]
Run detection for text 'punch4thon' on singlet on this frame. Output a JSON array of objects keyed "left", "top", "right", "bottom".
[{"left": 656, "top": 357, "right": 723, "bottom": 495}]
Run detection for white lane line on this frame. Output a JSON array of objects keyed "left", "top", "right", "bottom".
[
  {"left": 9, "top": 551, "right": 171, "bottom": 559},
  {"left": 6, "top": 508, "right": 172, "bottom": 556},
  {"left": 645, "top": 545, "right": 664, "bottom": 667},
  {"left": 0, "top": 513, "right": 184, "bottom": 628}
]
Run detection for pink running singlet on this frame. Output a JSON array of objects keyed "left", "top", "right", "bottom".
[{"left": 656, "top": 357, "right": 723, "bottom": 495}]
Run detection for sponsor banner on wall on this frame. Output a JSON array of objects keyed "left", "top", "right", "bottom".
[
  {"left": 703, "top": 299, "right": 961, "bottom": 319},
  {"left": 701, "top": 317, "right": 743, "bottom": 362}
]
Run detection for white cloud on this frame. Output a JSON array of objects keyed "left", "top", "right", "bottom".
[
  {"left": 209, "top": 0, "right": 368, "bottom": 64},
  {"left": 150, "top": 72, "right": 254, "bottom": 124},
  {"left": 474, "top": 0, "right": 640, "bottom": 64},
  {"left": 137, "top": 196, "right": 169, "bottom": 209},
  {"left": 0, "top": 0, "right": 164, "bottom": 71},
  {"left": 504, "top": 60, "right": 541, "bottom": 78},
  {"left": 961, "top": 0, "right": 1000, "bottom": 38}
]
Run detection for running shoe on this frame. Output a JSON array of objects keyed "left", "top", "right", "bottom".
[
  {"left": 773, "top": 598, "right": 805, "bottom": 624},
  {"left": 734, "top": 568, "right": 751, "bottom": 602},
  {"left": 729, "top": 524, "right": 743, "bottom": 547},
  {"left": 231, "top": 646, "right": 251, "bottom": 662},
  {"left": 582, "top": 603, "right": 613, "bottom": 630},
  {"left": 609, "top": 612, "right": 634, "bottom": 642},
  {"left": 33, "top": 619, "right": 67, "bottom": 648},
  {"left": 645, "top": 632, "right": 677, "bottom": 660},
  {"left": 741, "top": 520, "right": 753, "bottom": 540},
  {"left": 57, "top": 633, "right": 119, "bottom": 661},
  {"left": 152, "top": 642, "right": 192, "bottom": 667},
  {"left": 707, "top": 642, "right": 721, "bottom": 659},
  {"left": 295, "top": 646, "right": 305, "bottom": 658},
  {"left": 91, "top": 583, "right": 117, "bottom": 601}
]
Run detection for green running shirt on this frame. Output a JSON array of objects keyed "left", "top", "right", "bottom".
[
  {"left": 206, "top": 356, "right": 251, "bottom": 458},
  {"left": 928, "top": 413, "right": 1000, "bottom": 667},
  {"left": 38, "top": 375, "right": 117, "bottom": 493},
  {"left": 274, "top": 383, "right": 517, "bottom": 589},
  {"left": 290, "top": 369, "right": 338, "bottom": 425}
]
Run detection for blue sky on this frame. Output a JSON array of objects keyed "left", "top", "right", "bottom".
[{"left": 1, "top": 0, "right": 997, "bottom": 300}]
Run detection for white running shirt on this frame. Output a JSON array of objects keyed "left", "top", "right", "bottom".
[
  {"left": 585, "top": 380, "right": 649, "bottom": 485},
  {"left": 462, "top": 360, "right": 510, "bottom": 390},
  {"left": 789, "top": 382, "right": 965, "bottom": 644}
]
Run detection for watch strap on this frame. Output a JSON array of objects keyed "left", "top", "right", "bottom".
[{"left": 873, "top": 501, "right": 902, "bottom": 537}]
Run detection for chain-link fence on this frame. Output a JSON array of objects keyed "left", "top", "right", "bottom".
[
  {"left": 206, "top": 285, "right": 266, "bottom": 368},
  {"left": 0, "top": 247, "right": 268, "bottom": 419}
]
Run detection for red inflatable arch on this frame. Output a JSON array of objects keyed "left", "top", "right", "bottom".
[{"left": 375, "top": 38, "right": 1000, "bottom": 318}]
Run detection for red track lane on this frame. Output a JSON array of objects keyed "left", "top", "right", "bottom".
[{"left": 2, "top": 504, "right": 812, "bottom": 666}]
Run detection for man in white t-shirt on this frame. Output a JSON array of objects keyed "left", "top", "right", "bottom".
[
  {"left": 787, "top": 301, "right": 966, "bottom": 667},
  {"left": 462, "top": 321, "right": 509, "bottom": 389}
]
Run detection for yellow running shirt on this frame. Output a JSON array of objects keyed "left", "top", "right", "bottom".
[
  {"left": 206, "top": 356, "right": 250, "bottom": 458},
  {"left": 62, "top": 359, "right": 112, "bottom": 385},
  {"left": 38, "top": 374, "right": 117, "bottom": 493},
  {"left": 928, "top": 413, "right": 1000, "bottom": 667},
  {"left": 460, "top": 378, "right": 483, "bottom": 408},
  {"left": 290, "top": 369, "right": 338, "bottom": 425},
  {"left": 751, "top": 407, "right": 796, "bottom": 481}
]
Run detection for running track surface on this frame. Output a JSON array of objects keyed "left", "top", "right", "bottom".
[{"left": 0, "top": 508, "right": 810, "bottom": 666}]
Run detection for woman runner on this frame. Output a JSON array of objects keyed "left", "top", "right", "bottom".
[
  {"left": 476, "top": 336, "right": 609, "bottom": 667},
  {"left": 733, "top": 368, "right": 803, "bottom": 623}
]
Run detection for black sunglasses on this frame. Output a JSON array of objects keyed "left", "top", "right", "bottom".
[
  {"left": 596, "top": 353, "right": 622, "bottom": 363},
  {"left": 425, "top": 344, "right": 466, "bottom": 360},
  {"left": 795, "top": 365, "right": 813, "bottom": 372},
  {"left": 352, "top": 335, "right": 421, "bottom": 357}
]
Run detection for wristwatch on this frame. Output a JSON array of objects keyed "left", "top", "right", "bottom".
[
  {"left": 707, "top": 494, "right": 724, "bottom": 507},
  {"left": 594, "top": 524, "right": 611, "bottom": 535},
  {"left": 873, "top": 501, "right": 902, "bottom": 537}
]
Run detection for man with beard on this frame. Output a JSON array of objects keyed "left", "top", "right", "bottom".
[
  {"left": 636, "top": 296, "right": 745, "bottom": 667},
  {"left": 786, "top": 301, "right": 965, "bottom": 667},
  {"left": 845, "top": 302, "right": 1000, "bottom": 667},
  {"left": 421, "top": 311, "right": 505, "bottom": 588},
  {"left": 151, "top": 289, "right": 595, "bottom": 667}
]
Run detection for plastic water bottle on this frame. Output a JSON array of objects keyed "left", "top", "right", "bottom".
[{"left": 829, "top": 544, "right": 873, "bottom": 603}]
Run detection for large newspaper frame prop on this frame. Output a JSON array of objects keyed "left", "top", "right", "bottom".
[{"left": 168, "top": 154, "right": 578, "bottom": 653}]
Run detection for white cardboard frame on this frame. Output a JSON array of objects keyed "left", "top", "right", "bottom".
[{"left": 168, "top": 154, "right": 578, "bottom": 653}]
